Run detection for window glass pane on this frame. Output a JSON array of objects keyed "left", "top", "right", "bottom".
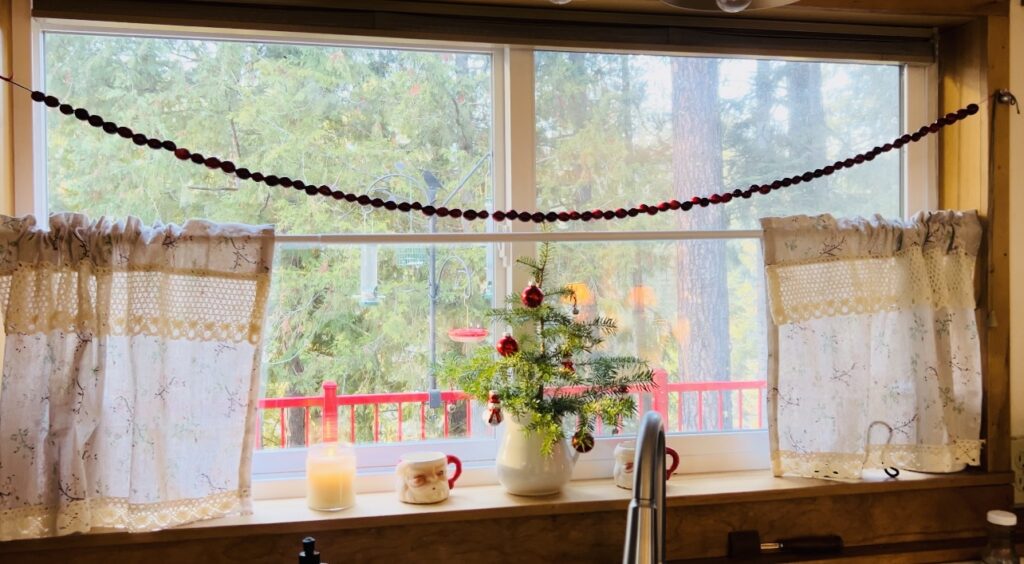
[
  {"left": 260, "top": 243, "right": 494, "bottom": 450},
  {"left": 260, "top": 237, "right": 763, "bottom": 451},
  {"left": 43, "top": 33, "right": 493, "bottom": 234},
  {"left": 535, "top": 52, "right": 901, "bottom": 231},
  {"left": 543, "top": 239, "right": 766, "bottom": 436}
]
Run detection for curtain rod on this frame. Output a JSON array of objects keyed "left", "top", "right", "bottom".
[{"left": 273, "top": 230, "right": 764, "bottom": 245}]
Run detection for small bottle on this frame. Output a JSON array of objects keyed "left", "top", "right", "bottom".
[
  {"left": 299, "top": 536, "right": 323, "bottom": 564},
  {"left": 981, "top": 510, "right": 1018, "bottom": 564}
]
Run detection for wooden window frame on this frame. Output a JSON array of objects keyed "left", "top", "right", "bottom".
[{"left": 0, "top": 2, "right": 1014, "bottom": 562}]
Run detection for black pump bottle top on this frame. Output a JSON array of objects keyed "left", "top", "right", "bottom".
[{"left": 300, "top": 536, "right": 321, "bottom": 564}]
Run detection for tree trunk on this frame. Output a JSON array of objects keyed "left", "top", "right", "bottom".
[
  {"left": 785, "top": 63, "right": 827, "bottom": 167},
  {"left": 283, "top": 250, "right": 310, "bottom": 448},
  {"left": 286, "top": 358, "right": 308, "bottom": 447},
  {"left": 671, "top": 58, "right": 732, "bottom": 431},
  {"left": 621, "top": 56, "right": 633, "bottom": 154},
  {"left": 753, "top": 61, "right": 775, "bottom": 156}
]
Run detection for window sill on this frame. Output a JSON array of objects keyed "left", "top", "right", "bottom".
[
  {"left": 195, "top": 468, "right": 1011, "bottom": 534},
  {"left": 0, "top": 468, "right": 1010, "bottom": 554}
]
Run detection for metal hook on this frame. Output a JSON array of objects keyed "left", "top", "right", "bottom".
[
  {"left": 0, "top": 74, "right": 31, "bottom": 93},
  {"left": 995, "top": 89, "right": 1020, "bottom": 115},
  {"left": 864, "top": 420, "right": 900, "bottom": 479}
]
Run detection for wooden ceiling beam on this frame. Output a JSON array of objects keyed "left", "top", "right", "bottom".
[
  {"left": 165, "top": 0, "right": 1009, "bottom": 26},
  {"left": 34, "top": 0, "right": 939, "bottom": 62}
]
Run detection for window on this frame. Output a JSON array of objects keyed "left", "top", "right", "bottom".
[
  {"left": 534, "top": 52, "right": 902, "bottom": 228},
  {"left": 42, "top": 31, "right": 499, "bottom": 474},
  {"left": 33, "top": 24, "right": 930, "bottom": 487}
]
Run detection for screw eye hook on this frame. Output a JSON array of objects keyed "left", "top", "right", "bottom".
[{"left": 996, "top": 90, "right": 1020, "bottom": 115}]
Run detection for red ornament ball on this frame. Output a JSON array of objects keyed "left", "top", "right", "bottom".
[
  {"left": 520, "top": 282, "right": 544, "bottom": 308},
  {"left": 496, "top": 332, "right": 519, "bottom": 357},
  {"left": 561, "top": 359, "right": 575, "bottom": 374},
  {"left": 571, "top": 430, "right": 595, "bottom": 453}
]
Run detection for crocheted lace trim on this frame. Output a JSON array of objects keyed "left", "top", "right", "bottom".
[
  {"left": 0, "top": 489, "right": 250, "bottom": 541},
  {"left": 766, "top": 247, "right": 976, "bottom": 325},
  {"left": 774, "top": 440, "right": 983, "bottom": 481},
  {"left": 0, "top": 265, "right": 269, "bottom": 344}
]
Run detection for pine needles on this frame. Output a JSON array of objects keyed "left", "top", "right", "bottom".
[{"left": 438, "top": 241, "right": 655, "bottom": 455}]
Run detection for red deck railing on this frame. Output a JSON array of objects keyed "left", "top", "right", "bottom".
[{"left": 255, "top": 369, "right": 767, "bottom": 449}]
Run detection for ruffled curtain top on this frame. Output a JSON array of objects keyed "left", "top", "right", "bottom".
[
  {"left": 762, "top": 211, "right": 980, "bottom": 325},
  {"left": 0, "top": 214, "right": 273, "bottom": 344}
]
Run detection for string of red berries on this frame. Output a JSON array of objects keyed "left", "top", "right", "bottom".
[{"left": 11, "top": 76, "right": 982, "bottom": 223}]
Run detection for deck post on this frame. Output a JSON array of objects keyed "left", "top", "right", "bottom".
[{"left": 323, "top": 380, "right": 338, "bottom": 442}]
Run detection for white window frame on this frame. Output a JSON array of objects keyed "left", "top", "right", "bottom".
[{"left": 17, "top": 18, "right": 938, "bottom": 497}]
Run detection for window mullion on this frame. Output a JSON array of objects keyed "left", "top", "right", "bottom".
[{"left": 503, "top": 47, "right": 537, "bottom": 299}]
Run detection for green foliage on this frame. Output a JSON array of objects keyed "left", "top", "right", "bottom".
[
  {"left": 43, "top": 34, "right": 902, "bottom": 443},
  {"left": 44, "top": 33, "right": 495, "bottom": 445},
  {"left": 533, "top": 52, "right": 901, "bottom": 404},
  {"left": 440, "top": 242, "right": 654, "bottom": 454}
]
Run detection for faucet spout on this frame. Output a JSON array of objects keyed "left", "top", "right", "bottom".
[{"left": 623, "top": 411, "right": 667, "bottom": 564}]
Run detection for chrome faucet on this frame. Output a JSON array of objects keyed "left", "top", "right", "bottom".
[{"left": 623, "top": 411, "right": 667, "bottom": 564}]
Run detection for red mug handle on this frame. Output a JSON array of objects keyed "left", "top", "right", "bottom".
[
  {"left": 665, "top": 447, "right": 679, "bottom": 480},
  {"left": 447, "top": 454, "right": 463, "bottom": 489}
]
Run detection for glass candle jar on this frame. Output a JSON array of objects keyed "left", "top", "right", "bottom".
[{"left": 305, "top": 442, "right": 356, "bottom": 511}]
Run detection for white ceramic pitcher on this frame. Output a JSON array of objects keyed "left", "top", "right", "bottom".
[{"left": 495, "top": 415, "right": 579, "bottom": 496}]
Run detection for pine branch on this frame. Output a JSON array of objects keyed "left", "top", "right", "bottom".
[
  {"left": 515, "top": 256, "right": 543, "bottom": 274},
  {"left": 536, "top": 241, "right": 552, "bottom": 287},
  {"left": 436, "top": 240, "right": 656, "bottom": 456},
  {"left": 543, "top": 287, "right": 575, "bottom": 299}
]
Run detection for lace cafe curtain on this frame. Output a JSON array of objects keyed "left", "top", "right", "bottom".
[
  {"left": 761, "top": 211, "right": 983, "bottom": 481},
  {"left": 0, "top": 214, "right": 274, "bottom": 541}
]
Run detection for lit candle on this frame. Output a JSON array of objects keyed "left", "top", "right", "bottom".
[{"left": 306, "top": 442, "right": 356, "bottom": 511}]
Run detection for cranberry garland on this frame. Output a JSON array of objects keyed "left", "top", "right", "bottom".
[{"left": 15, "top": 79, "right": 981, "bottom": 223}]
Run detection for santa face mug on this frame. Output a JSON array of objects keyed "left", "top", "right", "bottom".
[
  {"left": 613, "top": 440, "right": 680, "bottom": 489},
  {"left": 395, "top": 452, "right": 463, "bottom": 504}
]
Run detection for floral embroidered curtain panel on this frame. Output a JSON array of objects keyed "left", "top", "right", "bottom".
[
  {"left": 0, "top": 214, "right": 273, "bottom": 541},
  {"left": 761, "top": 211, "right": 983, "bottom": 480}
]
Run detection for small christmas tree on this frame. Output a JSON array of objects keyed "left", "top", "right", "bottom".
[{"left": 440, "top": 242, "right": 655, "bottom": 455}]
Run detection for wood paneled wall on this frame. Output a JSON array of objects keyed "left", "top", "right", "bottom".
[
  {"left": 938, "top": 15, "right": 1013, "bottom": 472},
  {"left": 0, "top": 481, "right": 1011, "bottom": 563},
  {"left": 0, "top": 0, "right": 13, "bottom": 216}
]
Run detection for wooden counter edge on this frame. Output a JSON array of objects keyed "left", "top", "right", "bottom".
[{"left": 0, "top": 469, "right": 1010, "bottom": 554}]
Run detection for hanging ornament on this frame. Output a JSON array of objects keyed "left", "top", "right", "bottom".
[
  {"left": 571, "top": 429, "right": 595, "bottom": 453},
  {"left": 483, "top": 390, "right": 503, "bottom": 426},
  {"left": 561, "top": 358, "right": 575, "bottom": 374},
  {"left": 520, "top": 282, "right": 544, "bottom": 308},
  {"left": 496, "top": 332, "right": 519, "bottom": 357}
]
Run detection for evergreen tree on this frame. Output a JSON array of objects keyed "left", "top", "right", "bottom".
[{"left": 441, "top": 242, "right": 655, "bottom": 454}]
